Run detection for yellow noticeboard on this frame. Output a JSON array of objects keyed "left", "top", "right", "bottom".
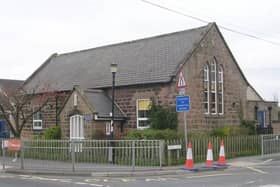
[{"left": 138, "top": 100, "right": 152, "bottom": 111}]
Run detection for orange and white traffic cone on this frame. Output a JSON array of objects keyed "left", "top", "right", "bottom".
[
  {"left": 205, "top": 141, "right": 214, "bottom": 167},
  {"left": 185, "top": 142, "right": 194, "bottom": 169},
  {"left": 218, "top": 140, "right": 226, "bottom": 166}
]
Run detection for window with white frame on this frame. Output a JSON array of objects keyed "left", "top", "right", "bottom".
[
  {"left": 105, "top": 122, "right": 111, "bottom": 135},
  {"left": 210, "top": 59, "right": 217, "bottom": 114},
  {"left": 203, "top": 64, "right": 210, "bottom": 114},
  {"left": 203, "top": 58, "right": 224, "bottom": 116},
  {"left": 70, "top": 115, "right": 84, "bottom": 139},
  {"left": 33, "top": 107, "right": 43, "bottom": 130},
  {"left": 137, "top": 99, "right": 152, "bottom": 129},
  {"left": 218, "top": 65, "right": 224, "bottom": 114},
  {"left": 73, "top": 93, "right": 78, "bottom": 106}
]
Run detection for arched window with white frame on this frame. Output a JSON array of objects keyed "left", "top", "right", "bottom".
[
  {"left": 218, "top": 65, "right": 224, "bottom": 114},
  {"left": 210, "top": 59, "right": 217, "bottom": 114},
  {"left": 203, "top": 64, "right": 210, "bottom": 114}
]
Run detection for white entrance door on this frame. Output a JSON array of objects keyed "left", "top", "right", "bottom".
[{"left": 70, "top": 115, "right": 84, "bottom": 152}]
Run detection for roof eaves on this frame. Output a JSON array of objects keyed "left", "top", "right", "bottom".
[{"left": 91, "top": 78, "right": 172, "bottom": 90}]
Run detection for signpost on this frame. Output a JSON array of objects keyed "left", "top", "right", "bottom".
[
  {"left": 176, "top": 96, "right": 190, "bottom": 112},
  {"left": 176, "top": 70, "right": 190, "bottom": 161}
]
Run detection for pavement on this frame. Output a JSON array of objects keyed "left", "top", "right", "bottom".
[{"left": 1, "top": 153, "right": 280, "bottom": 177}]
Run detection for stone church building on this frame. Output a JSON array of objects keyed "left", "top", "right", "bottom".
[{"left": 22, "top": 22, "right": 279, "bottom": 139}]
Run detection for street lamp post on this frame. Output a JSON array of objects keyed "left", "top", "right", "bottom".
[{"left": 109, "top": 63, "right": 117, "bottom": 163}]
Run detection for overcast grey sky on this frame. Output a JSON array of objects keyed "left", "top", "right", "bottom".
[{"left": 1, "top": 0, "right": 279, "bottom": 101}]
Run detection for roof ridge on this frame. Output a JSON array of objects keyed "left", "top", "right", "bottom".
[{"left": 57, "top": 24, "right": 210, "bottom": 57}]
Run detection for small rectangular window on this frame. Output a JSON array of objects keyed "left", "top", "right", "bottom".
[
  {"left": 33, "top": 107, "right": 43, "bottom": 130},
  {"left": 105, "top": 122, "right": 111, "bottom": 135},
  {"left": 137, "top": 99, "right": 151, "bottom": 129},
  {"left": 74, "top": 93, "right": 78, "bottom": 106}
]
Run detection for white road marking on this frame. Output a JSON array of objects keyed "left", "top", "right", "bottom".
[
  {"left": 85, "top": 179, "right": 101, "bottom": 182},
  {"left": 121, "top": 178, "right": 136, "bottom": 182},
  {"left": 18, "top": 175, "right": 31, "bottom": 178},
  {"left": 89, "top": 184, "right": 105, "bottom": 187},
  {"left": 263, "top": 159, "right": 273, "bottom": 163},
  {"left": 246, "top": 166, "right": 267, "bottom": 174},
  {"left": 145, "top": 178, "right": 168, "bottom": 182},
  {"left": 245, "top": 181, "right": 256, "bottom": 184},
  {"left": 85, "top": 179, "right": 109, "bottom": 182},
  {"left": 0, "top": 174, "right": 14, "bottom": 178},
  {"left": 59, "top": 180, "right": 71, "bottom": 183},
  {"left": 75, "top": 182, "right": 89, "bottom": 185},
  {"left": 187, "top": 173, "right": 233, "bottom": 179}
]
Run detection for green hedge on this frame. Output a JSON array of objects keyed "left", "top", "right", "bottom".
[
  {"left": 125, "top": 129, "right": 184, "bottom": 140},
  {"left": 211, "top": 126, "right": 251, "bottom": 137}
]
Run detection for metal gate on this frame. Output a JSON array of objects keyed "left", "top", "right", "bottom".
[{"left": 261, "top": 134, "right": 280, "bottom": 155}]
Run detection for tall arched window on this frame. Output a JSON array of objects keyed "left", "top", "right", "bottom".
[
  {"left": 203, "top": 64, "right": 210, "bottom": 114},
  {"left": 218, "top": 65, "right": 224, "bottom": 114},
  {"left": 210, "top": 59, "right": 217, "bottom": 114}
]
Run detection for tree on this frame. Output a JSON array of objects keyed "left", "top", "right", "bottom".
[{"left": 0, "top": 85, "right": 62, "bottom": 138}]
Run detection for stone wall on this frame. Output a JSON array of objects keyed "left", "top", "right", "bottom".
[
  {"left": 21, "top": 92, "right": 69, "bottom": 139},
  {"left": 59, "top": 89, "right": 123, "bottom": 139},
  {"left": 106, "top": 82, "right": 177, "bottom": 134},
  {"left": 21, "top": 25, "right": 270, "bottom": 139},
  {"left": 106, "top": 25, "right": 249, "bottom": 134}
]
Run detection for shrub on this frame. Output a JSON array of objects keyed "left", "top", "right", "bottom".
[
  {"left": 43, "top": 126, "right": 61, "bottom": 140},
  {"left": 211, "top": 126, "right": 230, "bottom": 137},
  {"left": 148, "top": 104, "right": 177, "bottom": 130},
  {"left": 240, "top": 120, "right": 257, "bottom": 135},
  {"left": 125, "top": 129, "right": 183, "bottom": 140},
  {"left": 211, "top": 126, "right": 250, "bottom": 137}
]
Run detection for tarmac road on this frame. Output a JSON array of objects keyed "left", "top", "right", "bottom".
[{"left": 1, "top": 157, "right": 280, "bottom": 187}]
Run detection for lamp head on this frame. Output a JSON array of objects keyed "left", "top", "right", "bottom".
[{"left": 110, "top": 63, "right": 118, "bottom": 73}]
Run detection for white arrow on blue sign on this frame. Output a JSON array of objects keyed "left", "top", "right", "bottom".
[{"left": 176, "top": 96, "right": 190, "bottom": 112}]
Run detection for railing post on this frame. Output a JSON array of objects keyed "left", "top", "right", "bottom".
[
  {"left": 71, "top": 140, "right": 75, "bottom": 172},
  {"left": 159, "top": 140, "right": 164, "bottom": 169},
  {"left": 260, "top": 135, "right": 264, "bottom": 156},
  {"left": 20, "top": 140, "right": 24, "bottom": 170},
  {"left": 2, "top": 140, "right": 5, "bottom": 170},
  {"left": 132, "top": 141, "right": 135, "bottom": 171}
]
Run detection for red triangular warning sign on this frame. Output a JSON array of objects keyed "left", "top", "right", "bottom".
[{"left": 176, "top": 71, "right": 187, "bottom": 89}]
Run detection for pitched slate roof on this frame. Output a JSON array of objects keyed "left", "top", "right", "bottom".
[
  {"left": 83, "top": 89, "right": 125, "bottom": 119},
  {"left": 24, "top": 23, "right": 212, "bottom": 92},
  {"left": 0, "top": 79, "right": 23, "bottom": 94}
]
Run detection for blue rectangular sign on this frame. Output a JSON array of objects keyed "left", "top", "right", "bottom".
[{"left": 176, "top": 96, "right": 190, "bottom": 112}]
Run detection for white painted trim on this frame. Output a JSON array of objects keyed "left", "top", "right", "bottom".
[{"left": 136, "top": 99, "right": 151, "bottom": 129}]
